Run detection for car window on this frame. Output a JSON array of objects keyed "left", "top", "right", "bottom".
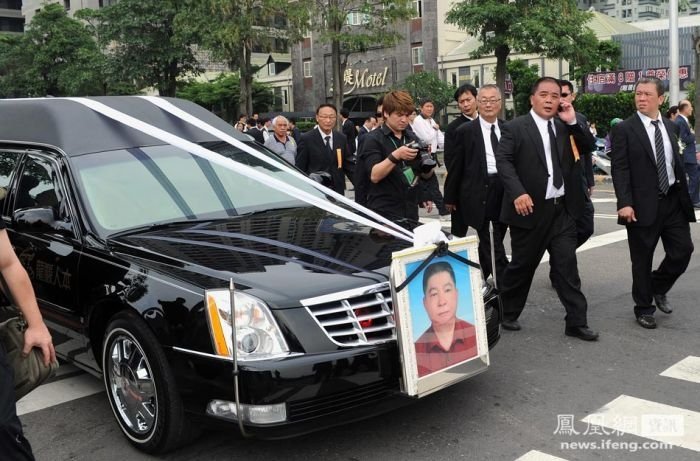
[
  {"left": 0, "top": 150, "right": 22, "bottom": 214},
  {"left": 15, "top": 155, "right": 71, "bottom": 224},
  {"left": 70, "top": 143, "right": 328, "bottom": 235}
]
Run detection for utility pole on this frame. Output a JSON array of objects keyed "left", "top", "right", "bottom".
[{"left": 669, "top": 0, "right": 679, "bottom": 105}]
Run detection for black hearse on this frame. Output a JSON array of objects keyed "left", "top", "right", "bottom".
[{"left": 0, "top": 97, "right": 500, "bottom": 453}]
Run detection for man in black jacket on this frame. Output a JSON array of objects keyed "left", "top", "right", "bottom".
[
  {"left": 496, "top": 77, "right": 598, "bottom": 341},
  {"left": 444, "top": 84, "right": 508, "bottom": 284},
  {"left": 297, "top": 104, "right": 353, "bottom": 195},
  {"left": 610, "top": 77, "right": 696, "bottom": 329}
]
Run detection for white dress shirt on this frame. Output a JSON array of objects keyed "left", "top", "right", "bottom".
[
  {"left": 530, "top": 110, "right": 565, "bottom": 199},
  {"left": 479, "top": 117, "right": 500, "bottom": 175},
  {"left": 637, "top": 111, "right": 676, "bottom": 185}
]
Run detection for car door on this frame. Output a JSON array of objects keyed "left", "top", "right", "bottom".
[{"left": 9, "top": 151, "right": 83, "bottom": 333}]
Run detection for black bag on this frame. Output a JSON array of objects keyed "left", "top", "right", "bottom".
[{"left": 0, "top": 314, "right": 58, "bottom": 401}]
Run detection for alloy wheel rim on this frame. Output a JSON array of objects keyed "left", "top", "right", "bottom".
[{"left": 106, "top": 332, "right": 157, "bottom": 436}]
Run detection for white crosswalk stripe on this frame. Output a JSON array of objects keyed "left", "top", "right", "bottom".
[
  {"left": 660, "top": 356, "right": 700, "bottom": 384},
  {"left": 516, "top": 450, "right": 568, "bottom": 460},
  {"left": 17, "top": 368, "right": 103, "bottom": 416},
  {"left": 583, "top": 395, "right": 700, "bottom": 452}
]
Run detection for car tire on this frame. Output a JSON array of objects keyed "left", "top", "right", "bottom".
[{"left": 102, "top": 311, "right": 193, "bottom": 454}]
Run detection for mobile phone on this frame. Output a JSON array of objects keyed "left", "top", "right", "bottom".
[{"left": 557, "top": 104, "right": 564, "bottom": 112}]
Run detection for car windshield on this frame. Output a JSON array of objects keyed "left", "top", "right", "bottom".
[{"left": 70, "top": 141, "right": 326, "bottom": 236}]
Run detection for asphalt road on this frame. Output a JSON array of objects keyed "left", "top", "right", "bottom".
[{"left": 19, "top": 184, "right": 700, "bottom": 461}]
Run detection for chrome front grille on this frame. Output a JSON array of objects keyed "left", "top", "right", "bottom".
[{"left": 301, "top": 282, "right": 395, "bottom": 347}]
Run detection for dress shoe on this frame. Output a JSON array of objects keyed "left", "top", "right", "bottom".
[
  {"left": 653, "top": 293, "right": 672, "bottom": 314},
  {"left": 564, "top": 326, "right": 599, "bottom": 341},
  {"left": 636, "top": 314, "right": 657, "bottom": 329},
  {"left": 501, "top": 319, "right": 521, "bottom": 331}
]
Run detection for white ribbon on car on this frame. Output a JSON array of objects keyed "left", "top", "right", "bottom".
[
  {"left": 66, "top": 97, "right": 414, "bottom": 242},
  {"left": 137, "top": 96, "right": 414, "bottom": 240}
]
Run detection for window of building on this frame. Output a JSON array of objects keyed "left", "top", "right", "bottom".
[
  {"left": 411, "top": 45, "right": 424, "bottom": 66},
  {"left": 282, "top": 89, "right": 288, "bottom": 106},
  {"left": 346, "top": 11, "right": 370, "bottom": 26},
  {"left": 64, "top": 0, "right": 70, "bottom": 10},
  {"left": 303, "top": 60, "right": 312, "bottom": 78},
  {"left": 268, "top": 62, "right": 276, "bottom": 76},
  {"left": 412, "top": 0, "right": 423, "bottom": 18}
]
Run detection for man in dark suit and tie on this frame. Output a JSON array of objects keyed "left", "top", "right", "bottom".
[
  {"left": 496, "top": 77, "right": 598, "bottom": 341},
  {"left": 444, "top": 84, "right": 478, "bottom": 237},
  {"left": 610, "top": 77, "right": 696, "bottom": 329},
  {"left": 675, "top": 100, "right": 700, "bottom": 208},
  {"left": 297, "top": 104, "right": 353, "bottom": 195},
  {"left": 444, "top": 84, "right": 508, "bottom": 285}
]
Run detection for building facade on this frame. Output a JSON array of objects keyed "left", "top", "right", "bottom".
[
  {"left": 0, "top": 0, "right": 23, "bottom": 33},
  {"left": 578, "top": 0, "right": 700, "bottom": 22},
  {"left": 290, "top": 1, "right": 469, "bottom": 112},
  {"left": 22, "top": 0, "right": 117, "bottom": 24}
]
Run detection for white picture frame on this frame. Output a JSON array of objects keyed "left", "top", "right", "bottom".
[{"left": 390, "top": 236, "right": 489, "bottom": 398}]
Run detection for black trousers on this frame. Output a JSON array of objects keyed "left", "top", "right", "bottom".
[
  {"left": 627, "top": 188, "right": 694, "bottom": 317},
  {"left": 501, "top": 199, "right": 588, "bottom": 327},
  {"left": 0, "top": 343, "right": 35, "bottom": 461}
]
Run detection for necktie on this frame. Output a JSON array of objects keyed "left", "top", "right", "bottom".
[
  {"left": 547, "top": 120, "right": 563, "bottom": 189},
  {"left": 651, "top": 120, "right": 669, "bottom": 195},
  {"left": 324, "top": 135, "right": 332, "bottom": 155},
  {"left": 490, "top": 124, "right": 499, "bottom": 154}
]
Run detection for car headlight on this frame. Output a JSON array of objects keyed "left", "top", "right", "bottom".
[{"left": 205, "top": 289, "right": 289, "bottom": 361}]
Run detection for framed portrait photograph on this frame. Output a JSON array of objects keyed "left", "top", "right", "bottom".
[{"left": 390, "top": 236, "right": 489, "bottom": 398}]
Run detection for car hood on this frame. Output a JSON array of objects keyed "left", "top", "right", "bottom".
[{"left": 107, "top": 207, "right": 411, "bottom": 307}]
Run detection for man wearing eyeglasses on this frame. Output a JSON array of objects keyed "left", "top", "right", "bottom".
[
  {"left": 444, "top": 84, "right": 508, "bottom": 285},
  {"left": 297, "top": 104, "right": 353, "bottom": 195}
]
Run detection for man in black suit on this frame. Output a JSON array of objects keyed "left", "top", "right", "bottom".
[
  {"left": 610, "top": 77, "right": 696, "bottom": 329},
  {"left": 246, "top": 117, "right": 264, "bottom": 144},
  {"left": 296, "top": 104, "right": 353, "bottom": 195},
  {"left": 675, "top": 100, "right": 700, "bottom": 208},
  {"left": 444, "top": 84, "right": 508, "bottom": 284},
  {"left": 444, "top": 83, "right": 478, "bottom": 237},
  {"left": 496, "top": 77, "right": 598, "bottom": 341},
  {"left": 340, "top": 108, "right": 357, "bottom": 156},
  {"left": 357, "top": 116, "right": 376, "bottom": 146}
]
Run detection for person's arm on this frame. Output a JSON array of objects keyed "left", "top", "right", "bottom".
[
  {"left": 610, "top": 123, "right": 636, "bottom": 223},
  {"left": 0, "top": 230, "right": 55, "bottom": 366},
  {"left": 495, "top": 122, "right": 529, "bottom": 214},
  {"left": 678, "top": 118, "right": 695, "bottom": 145},
  {"left": 296, "top": 135, "right": 310, "bottom": 173}
]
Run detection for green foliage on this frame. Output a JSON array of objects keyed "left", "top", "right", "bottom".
[
  {"left": 446, "top": 0, "right": 600, "bottom": 114},
  {"left": 177, "top": 74, "right": 273, "bottom": 122},
  {"left": 297, "top": 0, "right": 414, "bottom": 110},
  {"left": 181, "top": 0, "right": 304, "bottom": 114},
  {"left": 0, "top": 4, "right": 106, "bottom": 97},
  {"left": 570, "top": 40, "right": 621, "bottom": 84},
  {"left": 398, "top": 72, "right": 455, "bottom": 113},
  {"left": 506, "top": 59, "right": 540, "bottom": 117},
  {"left": 574, "top": 92, "right": 636, "bottom": 138},
  {"left": 78, "top": 0, "right": 200, "bottom": 97}
]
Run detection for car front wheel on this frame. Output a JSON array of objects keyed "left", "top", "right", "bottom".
[{"left": 102, "top": 311, "right": 191, "bottom": 454}]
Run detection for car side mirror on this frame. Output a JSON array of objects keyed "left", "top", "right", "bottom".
[{"left": 13, "top": 207, "right": 72, "bottom": 234}]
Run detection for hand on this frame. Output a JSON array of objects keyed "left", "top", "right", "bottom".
[
  {"left": 618, "top": 206, "right": 637, "bottom": 223},
  {"left": 395, "top": 145, "right": 418, "bottom": 161},
  {"left": 557, "top": 102, "right": 576, "bottom": 124},
  {"left": 422, "top": 201, "right": 434, "bottom": 213},
  {"left": 445, "top": 203, "right": 456, "bottom": 213},
  {"left": 587, "top": 187, "right": 593, "bottom": 197},
  {"left": 23, "top": 321, "right": 56, "bottom": 366},
  {"left": 514, "top": 194, "right": 534, "bottom": 216}
]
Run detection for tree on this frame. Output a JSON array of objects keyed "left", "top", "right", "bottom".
[
  {"left": 506, "top": 59, "right": 540, "bottom": 117},
  {"left": 299, "top": 0, "right": 414, "bottom": 111},
  {"left": 78, "top": 0, "right": 200, "bottom": 97},
  {"left": 182, "top": 0, "right": 305, "bottom": 116},
  {"left": 570, "top": 39, "right": 621, "bottom": 85},
  {"left": 0, "top": 4, "right": 105, "bottom": 97},
  {"left": 398, "top": 72, "right": 454, "bottom": 113},
  {"left": 446, "top": 0, "right": 598, "bottom": 117},
  {"left": 177, "top": 74, "right": 274, "bottom": 122}
]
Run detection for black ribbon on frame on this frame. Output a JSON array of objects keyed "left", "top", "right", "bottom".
[{"left": 394, "top": 241, "right": 481, "bottom": 293}]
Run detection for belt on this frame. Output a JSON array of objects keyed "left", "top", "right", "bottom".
[{"left": 546, "top": 195, "right": 565, "bottom": 206}]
